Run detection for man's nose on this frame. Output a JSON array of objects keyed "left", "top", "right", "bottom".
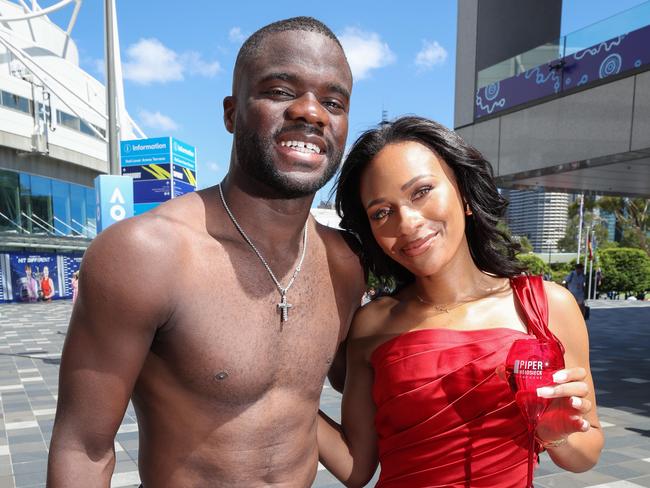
[{"left": 286, "top": 93, "right": 329, "bottom": 127}]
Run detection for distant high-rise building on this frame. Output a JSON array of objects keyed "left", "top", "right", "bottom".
[{"left": 503, "top": 189, "right": 569, "bottom": 252}]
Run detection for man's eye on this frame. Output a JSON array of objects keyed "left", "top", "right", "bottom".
[
  {"left": 322, "top": 100, "right": 345, "bottom": 112},
  {"left": 266, "top": 89, "right": 292, "bottom": 97}
]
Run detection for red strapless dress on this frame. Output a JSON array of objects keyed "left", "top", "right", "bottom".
[{"left": 370, "top": 275, "right": 563, "bottom": 488}]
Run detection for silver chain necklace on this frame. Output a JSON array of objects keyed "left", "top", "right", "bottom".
[{"left": 218, "top": 183, "right": 308, "bottom": 323}]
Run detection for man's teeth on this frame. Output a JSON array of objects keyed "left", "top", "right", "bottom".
[{"left": 280, "top": 140, "right": 321, "bottom": 154}]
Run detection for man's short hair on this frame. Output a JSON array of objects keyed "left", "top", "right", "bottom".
[{"left": 233, "top": 16, "right": 346, "bottom": 90}]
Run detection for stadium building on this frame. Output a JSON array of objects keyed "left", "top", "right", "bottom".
[{"left": 0, "top": 0, "right": 143, "bottom": 302}]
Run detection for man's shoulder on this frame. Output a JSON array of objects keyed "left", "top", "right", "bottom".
[
  {"left": 313, "top": 219, "right": 364, "bottom": 283},
  {"left": 313, "top": 219, "right": 362, "bottom": 260},
  {"left": 84, "top": 192, "right": 210, "bottom": 272}
]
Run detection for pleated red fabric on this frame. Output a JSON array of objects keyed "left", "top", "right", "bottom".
[{"left": 370, "top": 275, "right": 560, "bottom": 488}]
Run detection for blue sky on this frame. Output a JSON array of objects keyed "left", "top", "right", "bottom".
[{"left": 48, "top": 0, "right": 648, "bottom": 203}]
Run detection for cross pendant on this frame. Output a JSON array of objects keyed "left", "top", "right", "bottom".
[{"left": 277, "top": 293, "right": 293, "bottom": 322}]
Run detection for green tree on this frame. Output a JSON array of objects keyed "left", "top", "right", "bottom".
[
  {"left": 518, "top": 236, "right": 533, "bottom": 254},
  {"left": 558, "top": 196, "right": 609, "bottom": 252},
  {"left": 598, "top": 248, "right": 650, "bottom": 295},
  {"left": 598, "top": 197, "right": 649, "bottom": 254},
  {"left": 550, "top": 261, "right": 573, "bottom": 285},
  {"left": 517, "top": 254, "right": 548, "bottom": 275},
  {"left": 498, "top": 220, "right": 532, "bottom": 253}
]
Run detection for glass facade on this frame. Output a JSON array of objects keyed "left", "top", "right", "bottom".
[{"left": 0, "top": 169, "right": 95, "bottom": 238}]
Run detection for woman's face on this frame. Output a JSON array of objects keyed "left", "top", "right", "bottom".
[{"left": 360, "top": 141, "right": 468, "bottom": 277}]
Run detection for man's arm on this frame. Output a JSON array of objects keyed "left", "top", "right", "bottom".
[
  {"left": 47, "top": 216, "right": 174, "bottom": 487},
  {"left": 323, "top": 226, "right": 366, "bottom": 393},
  {"left": 327, "top": 340, "right": 347, "bottom": 393}
]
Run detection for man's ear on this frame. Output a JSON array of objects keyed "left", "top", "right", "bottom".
[{"left": 223, "top": 96, "right": 236, "bottom": 134}]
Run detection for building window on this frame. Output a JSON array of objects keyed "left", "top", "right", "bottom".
[
  {"left": 56, "top": 109, "right": 105, "bottom": 140},
  {"left": 1, "top": 90, "right": 32, "bottom": 114},
  {"left": 30, "top": 175, "right": 53, "bottom": 234},
  {"left": 0, "top": 170, "right": 20, "bottom": 233},
  {"left": 69, "top": 183, "right": 87, "bottom": 236},
  {"left": 52, "top": 179, "right": 72, "bottom": 236},
  {"left": 57, "top": 110, "right": 81, "bottom": 131},
  {"left": 19, "top": 173, "right": 31, "bottom": 233},
  {"left": 85, "top": 187, "right": 96, "bottom": 235}
]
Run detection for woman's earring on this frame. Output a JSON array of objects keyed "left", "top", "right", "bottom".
[{"left": 465, "top": 204, "right": 473, "bottom": 216}]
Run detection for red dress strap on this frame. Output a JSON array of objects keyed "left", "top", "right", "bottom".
[{"left": 510, "top": 275, "right": 565, "bottom": 354}]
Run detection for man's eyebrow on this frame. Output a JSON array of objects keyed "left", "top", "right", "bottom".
[
  {"left": 258, "top": 73, "right": 350, "bottom": 101},
  {"left": 326, "top": 83, "right": 351, "bottom": 101},
  {"left": 259, "top": 72, "right": 298, "bottom": 84}
]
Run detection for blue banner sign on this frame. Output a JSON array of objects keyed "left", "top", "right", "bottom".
[
  {"left": 9, "top": 252, "right": 59, "bottom": 301},
  {"left": 58, "top": 253, "right": 83, "bottom": 298},
  {"left": 0, "top": 253, "right": 10, "bottom": 302},
  {"left": 121, "top": 137, "right": 197, "bottom": 215},
  {"left": 0, "top": 252, "right": 84, "bottom": 302},
  {"left": 94, "top": 175, "right": 134, "bottom": 233}
]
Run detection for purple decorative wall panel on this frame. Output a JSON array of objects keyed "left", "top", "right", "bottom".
[
  {"left": 563, "top": 25, "right": 650, "bottom": 91},
  {"left": 475, "top": 23, "right": 650, "bottom": 119}
]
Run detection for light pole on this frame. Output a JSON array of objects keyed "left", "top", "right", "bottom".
[{"left": 104, "top": 0, "right": 120, "bottom": 175}]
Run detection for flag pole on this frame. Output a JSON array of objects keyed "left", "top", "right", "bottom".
[
  {"left": 587, "top": 231, "right": 594, "bottom": 300},
  {"left": 576, "top": 193, "right": 584, "bottom": 264}
]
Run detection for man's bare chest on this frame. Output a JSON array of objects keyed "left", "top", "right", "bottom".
[{"left": 146, "top": 268, "right": 345, "bottom": 405}]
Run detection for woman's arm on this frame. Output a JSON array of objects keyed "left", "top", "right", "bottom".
[
  {"left": 318, "top": 308, "right": 380, "bottom": 487},
  {"left": 536, "top": 282, "right": 604, "bottom": 472}
]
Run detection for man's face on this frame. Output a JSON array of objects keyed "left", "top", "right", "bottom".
[{"left": 225, "top": 30, "right": 352, "bottom": 197}]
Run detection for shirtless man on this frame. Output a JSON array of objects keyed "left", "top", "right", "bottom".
[{"left": 47, "top": 17, "right": 364, "bottom": 487}]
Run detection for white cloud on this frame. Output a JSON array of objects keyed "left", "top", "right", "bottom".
[
  {"left": 138, "top": 110, "right": 179, "bottom": 131},
  {"left": 123, "top": 38, "right": 183, "bottom": 84},
  {"left": 122, "top": 38, "right": 220, "bottom": 85},
  {"left": 181, "top": 51, "right": 221, "bottom": 77},
  {"left": 229, "top": 27, "right": 246, "bottom": 43},
  {"left": 94, "top": 58, "right": 105, "bottom": 77},
  {"left": 415, "top": 40, "right": 448, "bottom": 70},
  {"left": 338, "top": 27, "right": 396, "bottom": 80}
]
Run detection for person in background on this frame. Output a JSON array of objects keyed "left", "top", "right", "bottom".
[
  {"left": 564, "top": 263, "right": 586, "bottom": 315},
  {"left": 40, "top": 265, "right": 55, "bottom": 301},
  {"left": 22, "top": 264, "right": 39, "bottom": 302},
  {"left": 71, "top": 271, "right": 79, "bottom": 304}
]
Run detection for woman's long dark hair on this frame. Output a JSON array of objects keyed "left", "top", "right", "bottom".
[{"left": 335, "top": 116, "right": 524, "bottom": 292}]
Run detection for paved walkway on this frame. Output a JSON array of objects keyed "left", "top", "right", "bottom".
[{"left": 0, "top": 300, "right": 649, "bottom": 487}]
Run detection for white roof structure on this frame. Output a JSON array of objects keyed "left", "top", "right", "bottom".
[{"left": 0, "top": 0, "right": 143, "bottom": 172}]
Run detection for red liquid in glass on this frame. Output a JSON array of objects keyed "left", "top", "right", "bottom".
[{"left": 505, "top": 339, "right": 565, "bottom": 488}]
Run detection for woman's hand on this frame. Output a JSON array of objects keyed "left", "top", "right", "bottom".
[{"left": 535, "top": 367, "right": 592, "bottom": 444}]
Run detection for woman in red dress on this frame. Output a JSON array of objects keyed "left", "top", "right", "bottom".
[{"left": 318, "top": 117, "right": 603, "bottom": 487}]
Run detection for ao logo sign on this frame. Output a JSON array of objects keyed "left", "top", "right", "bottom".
[{"left": 109, "top": 187, "right": 127, "bottom": 221}]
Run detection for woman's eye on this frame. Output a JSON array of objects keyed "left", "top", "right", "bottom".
[
  {"left": 413, "top": 186, "right": 432, "bottom": 200},
  {"left": 370, "top": 208, "right": 391, "bottom": 221}
]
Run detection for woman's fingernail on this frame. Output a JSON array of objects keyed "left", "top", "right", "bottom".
[
  {"left": 581, "top": 419, "right": 590, "bottom": 431},
  {"left": 571, "top": 397, "right": 582, "bottom": 409},
  {"left": 553, "top": 371, "right": 568, "bottom": 382},
  {"left": 537, "top": 387, "right": 555, "bottom": 397}
]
